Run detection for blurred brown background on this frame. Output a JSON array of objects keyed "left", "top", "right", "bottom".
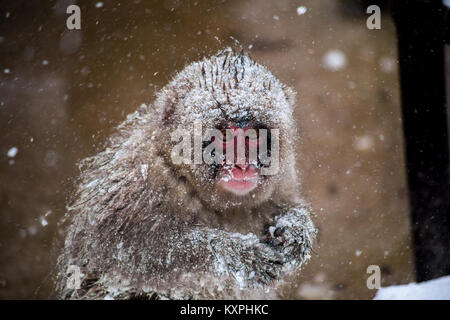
[{"left": 0, "top": 0, "right": 417, "bottom": 299}]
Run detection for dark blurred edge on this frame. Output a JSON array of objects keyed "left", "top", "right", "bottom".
[{"left": 392, "top": 0, "right": 450, "bottom": 282}]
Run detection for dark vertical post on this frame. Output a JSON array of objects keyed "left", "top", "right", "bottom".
[{"left": 392, "top": 1, "right": 450, "bottom": 282}]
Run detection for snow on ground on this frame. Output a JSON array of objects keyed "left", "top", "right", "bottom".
[{"left": 374, "top": 275, "right": 450, "bottom": 300}]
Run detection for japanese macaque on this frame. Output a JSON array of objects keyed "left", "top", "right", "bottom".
[{"left": 56, "top": 48, "right": 316, "bottom": 299}]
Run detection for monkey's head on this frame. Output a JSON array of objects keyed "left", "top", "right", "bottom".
[{"left": 155, "top": 49, "right": 298, "bottom": 211}]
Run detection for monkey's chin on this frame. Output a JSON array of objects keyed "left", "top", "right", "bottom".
[{"left": 216, "top": 165, "right": 259, "bottom": 196}]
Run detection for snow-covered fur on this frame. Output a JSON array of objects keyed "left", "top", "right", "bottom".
[{"left": 56, "top": 48, "right": 316, "bottom": 299}]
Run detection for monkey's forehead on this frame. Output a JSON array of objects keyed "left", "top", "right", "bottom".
[
  {"left": 177, "top": 86, "right": 293, "bottom": 126},
  {"left": 169, "top": 52, "right": 294, "bottom": 126}
]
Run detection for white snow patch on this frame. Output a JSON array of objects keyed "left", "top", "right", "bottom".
[
  {"left": 7, "top": 147, "right": 18, "bottom": 158},
  {"left": 296, "top": 6, "right": 307, "bottom": 15},
  {"left": 323, "top": 50, "right": 347, "bottom": 71},
  {"left": 374, "top": 275, "right": 450, "bottom": 300},
  {"left": 140, "top": 164, "right": 148, "bottom": 180},
  {"left": 40, "top": 217, "right": 48, "bottom": 227},
  {"left": 268, "top": 226, "right": 276, "bottom": 238}
]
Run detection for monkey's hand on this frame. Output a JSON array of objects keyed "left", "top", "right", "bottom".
[
  {"left": 199, "top": 228, "right": 287, "bottom": 288},
  {"left": 186, "top": 206, "right": 315, "bottom": 290},
  {"left": 264, "top": 206, "right": 316, "bottom": 271}
]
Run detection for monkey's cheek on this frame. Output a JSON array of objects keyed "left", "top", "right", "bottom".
[{"left": 216, "top": 177, "right": 258, "bottom": 196}]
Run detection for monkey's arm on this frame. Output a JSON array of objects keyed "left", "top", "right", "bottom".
[
  {"left": 165, "top": 223, "right": 286, "bottom": 289},
  {"left": 148, "top": 207, "right": 315, "bottom": 295},
  {"left": 60, "top": 219, "right": 285, "bottom": 299},
  {"left": 67, "top": 206, "right": 315, "bottom": 299}
]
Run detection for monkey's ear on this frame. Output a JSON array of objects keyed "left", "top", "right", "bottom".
[
  {"left": 161, "top": 89, "right": 178, "bottom": 124},
  {"left": 283, "top": 85, "right": 297, "bottom": 110}
]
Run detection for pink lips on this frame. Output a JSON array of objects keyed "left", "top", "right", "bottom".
[
  {"left": 217, "top": 165, "right": 259, "bottom": 196},
  {"left": 214, "top": 125, "right": 261, "bottom": 196}
]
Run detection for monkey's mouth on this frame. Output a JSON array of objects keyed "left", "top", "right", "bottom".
[{"left": 216, "top": 164, "right": 259, "bottom": 196}]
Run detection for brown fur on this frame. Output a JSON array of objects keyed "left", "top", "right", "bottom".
[{"left": 56, "top": 49, "right": 316, "bottom": 299}]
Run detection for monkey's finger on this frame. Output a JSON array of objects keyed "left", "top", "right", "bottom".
[{"left": 254, "top": 243, "right": 283, "bottom": 264}]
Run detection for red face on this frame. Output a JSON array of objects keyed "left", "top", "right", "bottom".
[{"left": 214, "top": 126, "right": 263, "bottom": 196}]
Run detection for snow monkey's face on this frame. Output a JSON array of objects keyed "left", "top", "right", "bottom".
[
  {"left": 167, "top": 114, "right": 286, "bottom": 211},
  {"left": 210, "top": 123, "right": 273, "bottom": 197},
  {"left": 159, "top": 49, "right": 296, "bottom": 211}
]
